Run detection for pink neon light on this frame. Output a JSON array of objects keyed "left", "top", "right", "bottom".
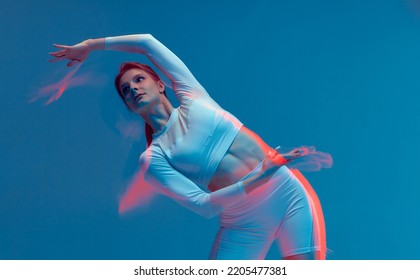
[
  {"left": 291, "top": 168, "right": 327, "bottom": 259},
  {"left": 118, "top": 149, "right": 155, "bottom": 214},
  {"left": 29, "top": 63, "right": 83, "bottom": 105}
]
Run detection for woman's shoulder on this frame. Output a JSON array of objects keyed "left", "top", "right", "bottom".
[{"left": 139, "top": 144, "right": 165, "bottom": 162}]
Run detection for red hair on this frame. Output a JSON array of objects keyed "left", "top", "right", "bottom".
[{"left": 114, "top": 62, "right": 166, "bottom": 147}]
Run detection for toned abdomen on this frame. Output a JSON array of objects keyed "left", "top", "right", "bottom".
[{"left": 208, "top": 126, "right": 270, "bottom": 191}]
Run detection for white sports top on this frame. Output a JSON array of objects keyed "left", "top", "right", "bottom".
[{"left": 106, "top": 34, "right": 247, "bottom": 218}]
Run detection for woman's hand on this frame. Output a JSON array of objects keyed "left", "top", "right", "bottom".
[
  {"left": 281, "top": 147, "right": 307, "bottom": 161},
  {"left": 242, "top": 146, "right": 306, "bottom": 194},
  {"left": 261, "top": 146, "right": 305, "bottom": 177},
  {"left": 49, "top": 40, "right": 91, "bottom": 67}
]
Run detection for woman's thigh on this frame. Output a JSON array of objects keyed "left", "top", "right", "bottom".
[
  {"left": 275, "top": 170, "right": 326, "bottom": 259},
  {"left": 209, "top": 227, "right": 274, "bottom": 260}
]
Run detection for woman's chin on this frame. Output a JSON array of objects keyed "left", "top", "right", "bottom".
[{"left": 131, "top": 103, "right": 148, "bottom": 115}]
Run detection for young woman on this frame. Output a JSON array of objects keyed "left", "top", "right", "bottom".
[{"left": 49, "top": 34, "right": 327, "bottom": 260}]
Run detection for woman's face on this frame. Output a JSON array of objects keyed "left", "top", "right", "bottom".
[{"left": 119, "top": 68, "right": 165, "bottom": 113}]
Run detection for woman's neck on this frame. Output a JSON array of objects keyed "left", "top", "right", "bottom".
[{"left": 141, "top": 100, "right": 173, "bottom": 134}]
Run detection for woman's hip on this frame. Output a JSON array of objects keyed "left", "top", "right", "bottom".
[{"left": 220, "top": 165, "right": 313, "bottom": 230}]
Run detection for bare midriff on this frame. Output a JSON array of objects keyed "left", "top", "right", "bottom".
[{"left": 208, "top": 126, "right": 271, "bottom": 192}]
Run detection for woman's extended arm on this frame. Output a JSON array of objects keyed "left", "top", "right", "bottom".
[
  {"left": 120, "top": 150, "right": 246, "bottom": 219},
  {"left": 120, "top": 147, "right": 302, "bottom": 218},
  {"left": 49, "top": 34, "right": 209, "bottom": 103}
]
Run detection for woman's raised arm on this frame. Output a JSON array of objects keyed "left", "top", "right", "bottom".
[{"left": 49, "top": 34, "right": 210, "bottom": 103}]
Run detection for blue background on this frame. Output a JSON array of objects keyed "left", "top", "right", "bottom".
[{"left": 1, "top": 0, "right": 420, "bottom": 259}]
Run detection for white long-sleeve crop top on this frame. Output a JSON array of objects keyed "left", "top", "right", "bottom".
[{"left": 106, "top": 34, "right": 247, "bottom": 218}]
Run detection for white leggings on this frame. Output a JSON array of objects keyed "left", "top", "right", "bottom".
[{"left": 209, "top": 164, "right": 326, "bottom": 260}]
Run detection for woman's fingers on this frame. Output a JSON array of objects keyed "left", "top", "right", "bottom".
[
  {"left": 49, "top": 44, "right": 71, "bottom": 63},
  {"left": 49, "top": 48, "right": 68, "bottom": 63},
  {"left": 49, "top": 50, "right": 66, "bottom": 57},
  {"left": 67, "top": 59, "right": 80, "bottom": 67},
  {"left": 293, "top": 149, "right": 305, "bottom": 159},
  {"left": 292, "top": 148, "right": 304, "bottom": 156},
  {"left": 48, "top": 56, "right": 66, "bottom": 63},
  {"left": 280, "top": 148, "right": 304, "bottom": 161},
  {"left": 53, "top": 43, "right": 70, "bottom": 49}
]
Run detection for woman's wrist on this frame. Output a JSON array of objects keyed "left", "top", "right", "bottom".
[{"left": 85, "top": 38, "right": 106, "bottom": 52}]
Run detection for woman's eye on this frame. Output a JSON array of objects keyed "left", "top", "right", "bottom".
[{"left": 135, "top": 76, "right": 144, "bottom": 83}]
